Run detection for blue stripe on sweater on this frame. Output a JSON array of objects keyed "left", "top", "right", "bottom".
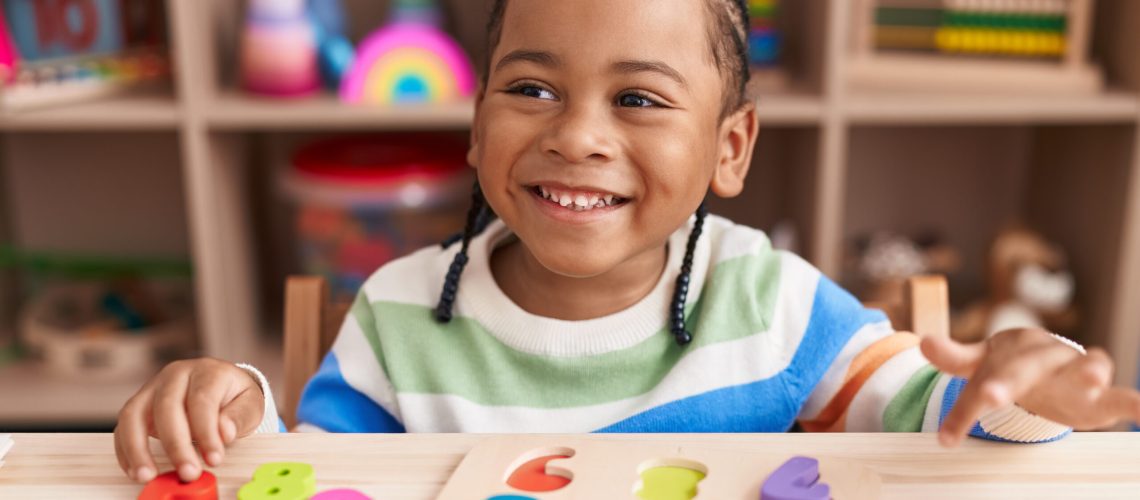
[
  {"left": 595, "top": 275, "right": 886, "bottom": 433},
  {"left": 939, "top": 377, "right": 1069, "bottom": 443},
  {"left": 297, "top": 351, "right": 406, "bottom": 433}
]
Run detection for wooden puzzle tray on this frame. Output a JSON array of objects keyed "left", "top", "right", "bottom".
[{"left": 436, "top": 435, "right": 881, "bottom": 499}]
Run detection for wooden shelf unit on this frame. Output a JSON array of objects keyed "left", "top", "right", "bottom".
[{"left": 0, "top": 0, "right": 1139, "bottom": 426}]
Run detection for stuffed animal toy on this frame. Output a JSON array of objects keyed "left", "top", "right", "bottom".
[{"left": 952, "top": 227, "right": 1079, "bottom": 343}]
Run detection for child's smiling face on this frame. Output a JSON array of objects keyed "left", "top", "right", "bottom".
[{"left": 468, "top": 0, "right": 757, "bottom": 279}]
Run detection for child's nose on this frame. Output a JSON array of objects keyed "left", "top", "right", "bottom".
[{"left": 540, "top": 104, "right": 618, "bottom": 165}]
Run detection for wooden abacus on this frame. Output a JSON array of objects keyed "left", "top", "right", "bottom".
[{"left": 847, "top": 0, "right": 1103, "bottom": 94}]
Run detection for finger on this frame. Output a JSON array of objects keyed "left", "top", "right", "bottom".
[
  {"left": 1093, "top": 387, "right": 1140, "bottom": 425},
  {"left": 113, "top": 430, "right": 130, "bottom": 480},
  {"left": 940, "top": 343, "right": 1077, "bottom": 446},
  {"left": 1076, "top": 348, "right": 1114, "bottom": 388},
  {"left": 218, "top": 385, "right": 267, "bottom": 443},
  {"left": 186, "top": 371, "right": 228, "bottom": 467},
  {"left": 116, "top": 390, "right": 158, "bottom": 483},
  {"left": 152, "top": 373, "right": 201, "bottom": 482},
  {"left": 920, "top": 335, "right": 985, "bottom": 378},
  {"left": 939, "top": 378, "right": 1011, "bottom": 447}
]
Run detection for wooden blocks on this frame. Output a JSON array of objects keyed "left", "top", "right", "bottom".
[{"left": 437, "top": 435, "right": 880, "bottom": 499}]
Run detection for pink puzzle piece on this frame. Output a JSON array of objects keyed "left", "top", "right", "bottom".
[{"left": 311, "top": 489, "right": 370, "bottom": 499}]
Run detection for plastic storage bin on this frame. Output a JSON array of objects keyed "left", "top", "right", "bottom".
[{"left": 282, "top": 133, "right": 473, "bottom": 302}]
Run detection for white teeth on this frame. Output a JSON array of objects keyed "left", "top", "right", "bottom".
[{"left": 536, "top": 186, "right": 623, "bottom": 211}]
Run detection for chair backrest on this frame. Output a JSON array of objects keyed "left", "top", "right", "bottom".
[
  {"left": 280, "top": 273, "right": 950, "bottom": 428},
  {"left": 282, "top": 276, "right": 350, "bottom": 429},
  {"left": 864, "top": 274, "right": 951, "bottom": 337}
]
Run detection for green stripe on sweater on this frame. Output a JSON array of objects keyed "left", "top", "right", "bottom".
[
  {"left": 365, "top": 250, "right": 785, "bottom": 409},
  {"left": 882, "top": 365, "right": 940, "bottom": 432}
]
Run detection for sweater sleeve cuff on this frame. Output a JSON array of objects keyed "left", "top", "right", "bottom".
[{"left": 235, "top": 363, "right": 283, "bottom": 434}]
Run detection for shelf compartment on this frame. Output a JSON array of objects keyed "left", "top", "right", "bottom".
[{"left": 845, "top": 89, "right": 1138, "bottom": 125}]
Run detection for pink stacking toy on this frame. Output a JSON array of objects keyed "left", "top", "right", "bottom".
[{"left": 339, "top": 0, "right": 475, "bottom": 105}]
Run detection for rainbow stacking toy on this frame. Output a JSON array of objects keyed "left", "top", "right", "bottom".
[{"left": 339, "top": 0, "right": 475, "bottom": 105}]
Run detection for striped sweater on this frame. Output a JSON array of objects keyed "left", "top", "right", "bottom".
[{"left": 249, "top": 215, "right": 1069, "bottom": 441}]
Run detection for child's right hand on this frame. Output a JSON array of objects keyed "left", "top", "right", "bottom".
[{"left": 113, "top": 358, "right": 265, "bottom": 484}]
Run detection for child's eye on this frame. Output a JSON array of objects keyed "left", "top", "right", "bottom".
[
  {"left": 507, "top": 84, "right": 558, "bottom": 101},
  {"left": 617, "top": 92, "right": 660, "bottom": 108}
]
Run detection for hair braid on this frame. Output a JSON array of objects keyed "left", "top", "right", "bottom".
[
  {"left": 670, "top": 201, "right": 709, "bottom": 345},
  {"left": 434, "top": 181, "right": 495, "bottom": 322}
]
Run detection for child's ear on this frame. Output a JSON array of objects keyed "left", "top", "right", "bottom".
[
  {"left": 709, "top": 101, "right": 759, "bottom": 198},
  {"left": 467, "top": 86, "right": 486, "bottom": 168}
]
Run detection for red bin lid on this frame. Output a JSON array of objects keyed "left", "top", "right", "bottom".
[{"left": 292, "top": 133, "right": 469, "bottom": 187}]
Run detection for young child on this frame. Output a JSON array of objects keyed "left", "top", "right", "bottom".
[{"left": 115, "top": 0, "right": 1140, "bottom": 484}]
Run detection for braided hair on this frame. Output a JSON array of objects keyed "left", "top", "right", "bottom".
[{"left": 434, "top": 0, "right": 751, "bottom": 346}]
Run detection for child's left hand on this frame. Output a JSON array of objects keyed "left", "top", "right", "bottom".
[{"left": 920, "top": 328, "right": 1140, "bottom": 447}]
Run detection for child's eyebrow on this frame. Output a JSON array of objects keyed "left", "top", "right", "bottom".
[
  {"left": 494, "top": 51, "right": 688, "bottom": 90},
  {"left": 495, "top": 50, "right": 561, "bottom": 73},
  {"left": 611, "top": 60, "right": 689, "bottom": 90}
]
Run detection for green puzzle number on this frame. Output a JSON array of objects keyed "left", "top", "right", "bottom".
[
  {"left": 237, "top": 462, "right": 317, "bottom": 500},
  {"left": 636, "top": 466, "right": 706, "bottom": 500}
]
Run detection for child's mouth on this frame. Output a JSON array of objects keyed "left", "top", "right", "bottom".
[{"left": 529, "top": 185, "right": 630, "bottom": 212}]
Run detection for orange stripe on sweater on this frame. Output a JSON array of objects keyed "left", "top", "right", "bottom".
[{"left": 799, "top": 333, "right": 919, "bottom": 432}]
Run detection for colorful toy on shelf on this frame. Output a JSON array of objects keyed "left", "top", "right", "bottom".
[
  {"left": 282, "top": 134, "right": 472, "bottom": 303},
  {"left": 748, "top": 0, "right": 782, "bottom": 67},
  {"left": 952, "top": 226, "right": 1078, "bottom": 343},
  {"left": 0, "top": 9, "right": 16, "bottom": 83},
  {"left": 339, "top": 0, "right": 475, "bottom": 105},
  {"left": 848, "top": 0, "right": 1103, "bottom": 94},
  {"left": 309, "top": 0, "right": 355, "bottom": 89},
  {"left": 0, "top": 0, "right": 170, "bottom": 110},
  {"left": 240, "top": 0, "right": 321, "bottom": 97}
]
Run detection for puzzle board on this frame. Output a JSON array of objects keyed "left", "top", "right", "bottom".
[{"left": 436, "top": 435, "right": 881, "bottom": 499}]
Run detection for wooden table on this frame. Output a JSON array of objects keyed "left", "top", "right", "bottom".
[{"left": 1, "top": 432, "right": 1139, "bottom": 499}]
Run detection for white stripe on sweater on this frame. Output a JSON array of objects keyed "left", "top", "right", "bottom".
[{"left": 329, "top": 311, "right": 403, "bottom": 421}]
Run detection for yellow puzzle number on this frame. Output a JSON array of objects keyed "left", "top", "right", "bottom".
[
  {"left": 238, "top": 462, "right": 317, "bottom": 500},
  {"left": 636, "top": 466, "right": 706, "bottom": 500}
]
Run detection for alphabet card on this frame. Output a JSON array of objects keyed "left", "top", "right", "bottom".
[{"left": 436, "top": 435, "right": 881, "bottom": 499}]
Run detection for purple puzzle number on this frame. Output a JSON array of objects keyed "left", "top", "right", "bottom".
[{"left": 760, "top": 456, "right": 830, "bottom": 500}]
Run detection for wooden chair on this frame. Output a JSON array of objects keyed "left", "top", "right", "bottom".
[{"left": 280, "top": 274, "right": 950, "bottom": 429}]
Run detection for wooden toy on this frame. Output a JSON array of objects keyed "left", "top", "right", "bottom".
[
  {"left": 237, "top": 462, "right": 317, "bottom": 500},
  {"left": 138, "top": 470, "right": 218, "bottom": 500},
  {"left": 848, "top": 0, "right": 1103, "bottom": 94},
  {"left": 436, "top": 435, "right": 880, "bottom": 499},
  {"left": 339, "top": 0, "right": 475, "bottom": 105}
]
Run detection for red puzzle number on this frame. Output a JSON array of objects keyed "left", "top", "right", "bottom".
[{"left": 138, "top": 470, "right": 218, "bottom": 500}]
